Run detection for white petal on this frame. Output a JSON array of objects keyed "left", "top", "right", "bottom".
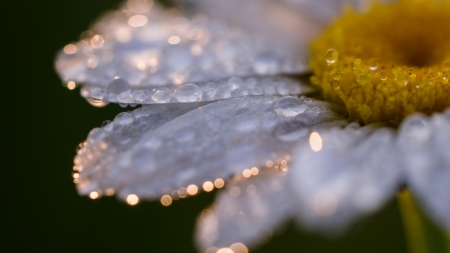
[
  {"left": 75, "top": 95, "right": 345, "bottom": 200},
  {"left": 74, "top": 102, "right": 204, "bottom": 195},
  {"left": 195, "top": 170, "right": 294, "bottom": 251},
  {"left": 289, "top": 123, "right": 401, "bottom": 233},
  {"left": 399, "top": 109, "right": 450, "bottom": 233},
  {"left": 55, "top": 1, "right": 316, "bottom": 105}
]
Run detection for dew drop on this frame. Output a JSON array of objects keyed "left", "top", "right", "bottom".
[
  {"left": 175, "top": 84, "right": 202, "bottom": 102},
  {"left": 273, "top": 97, "right": 308, "bottom": 117},
  {"left": 90, "top": 35, "right": 104, "bottom": 49},
  {"left": 379, "top": 70, "right": 389, "bottom": 81},
  {"left": 274, "top": 120, "right": 310, "bottom": 142},
  {"left": 325, "top": 49, "right": 338, "bottom": 65},
  {"left": 333, "top": 71, "right": 341, "bottom": 80},
  {"left": 369, "top": 59, "right": 378, "bottom": 71},
  {"left": 107, "top": 79, "right": 130, "bottom": 95},
  {"left": 115, "top": 112, "right": 134, "bottom": 125},
  {"left": 87, "top": 98, "right": 109, "bottom": 107},
  {"left": 118, "top": 92, "right": 134, "bottom": 103},
  {"left": 151, "top": 90, "right": 171, "bottom": 103}
]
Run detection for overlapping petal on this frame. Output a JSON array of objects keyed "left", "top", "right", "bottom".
[
  {"left": 399, "top": 109, "right": 450, "bottom": 233},
  {"left": 195, "top": 169, "right": 294, "bottom": 251},
  {"left": 289, "top": 123, "right": 401, "bottom": 233}
]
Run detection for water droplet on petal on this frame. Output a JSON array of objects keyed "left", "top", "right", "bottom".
[
  {"left": 107, "top": 79, "right": 130, "bottom": 95},
  {"left": 87, "top": 98, "right": 109, "bottom": 107},
  {"left": 273, "top": 97, "right": 307, "bottom": 117},
  {"left": 175, "top": 84, "right": 202, "bottom": 102},
  {"left": 151, "top": 90, "right": 171, "bottom": 103}
]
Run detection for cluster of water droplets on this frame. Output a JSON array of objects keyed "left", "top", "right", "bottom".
[
  {"left": 55, "top": 0, "right": 309, "bottom": 105},
  {"left": 80, "top": 75, "right": 311, "bottom": 106},
  {"left": 73, "top": 95, "right": 345, "bottom": 201}
]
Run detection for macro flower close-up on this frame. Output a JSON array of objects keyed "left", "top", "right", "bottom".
[{"left": 54, "top": 0, "right": 450, "bottom": 252}]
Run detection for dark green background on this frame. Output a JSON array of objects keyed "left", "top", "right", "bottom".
[{"left": 3, "top": 0, "right": 408, "bottom": 252}]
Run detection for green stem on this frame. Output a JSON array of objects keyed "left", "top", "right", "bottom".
[{"left": 397, "top": 189, "right": 450, "bottom": 253}]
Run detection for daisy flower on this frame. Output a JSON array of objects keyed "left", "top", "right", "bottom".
[{"left": 55, "top": 0, "right": 450, "bottom": 252}]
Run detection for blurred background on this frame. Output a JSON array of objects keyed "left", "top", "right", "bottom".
[{"left": 2, "top": 0, "right": 408, "bottom": 252}]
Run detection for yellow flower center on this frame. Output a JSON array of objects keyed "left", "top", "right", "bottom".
[{"left": 309, "top": 0, "right": 450, "bottom": 125}]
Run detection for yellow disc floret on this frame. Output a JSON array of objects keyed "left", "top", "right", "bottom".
[{"left": 310, "top": 0, "right": 450, "bottom": 125}]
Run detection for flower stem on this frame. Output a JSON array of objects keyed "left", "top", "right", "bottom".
[{"left": 397, "top": 189, "right": 449, "bottom": 253}]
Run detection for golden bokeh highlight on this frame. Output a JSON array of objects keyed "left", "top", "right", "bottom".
[
  {"left": 126, "top": 194, "right": 139, "bottom": 205},
  {"left": 63, "top": 44, "right": 77, "bottom": 54},
  {"left": 309, "top": 132, "right": 323, "bottom": 152},
  {"left": 161, "top": 195, "right": 173, "bottom": 206},
  {"left": 187, "top": 184, "right": 199, "bottom": 196},
  {"left": 203, "top": 181, "right": 214, "bottom": 192},
  {"left": 229, "top": 243, "right": 249, "bottom": 253},
  {"left": 250, "top": 167, "right": 259, "bottom": 176},
  {"left": 89, "top": 191, "right": 99, "bottom": 200},
  {"left": 310, "top": 0, "right": 450, "bottom": 125},
  {"left": 67, "top": 81, "right": 76, "bottom": 90},
  {"left": 242, "top": 169, "right": 252, "bottom": 178},
  {"left": 214, "top": 178, "right": 225, "bottom": 189}
]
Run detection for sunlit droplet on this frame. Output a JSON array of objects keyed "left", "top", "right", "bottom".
[
  {"left": 161, "top": 195, "right": 172, "bottom": 206},
  {"left": 250, "top": 167, "right": 259, "bottom": 176},
  {"left": 67, "top": 81, "right": 76, "bottom": 90},
  {"left": 242, "top": 169, "right": 252, "bottom": 178},
  {"left": 87, "top": 98, "right": 109, "bottom": 107},
  {"left": 63, "top": 44, "right": 77, "bottom": 54},
  {"left": 128, "top": 15, "right": 148, "bottom": 27},
  {"left": 230, "top": 243, "right": 249, "bottom": 253},
  {"left": 126, "top": 194, "right": 139, "bottom": 205},
  {"left": 325, "top": 49, "right": 338, "bottom": 65},
  {"left": 203, "top": 181, "right": 214, "bottom": 192},
  {"left": 217, "top": 248, "right": 233, "bottom": 253},
  {"left": 187, "top": 184, "right": 199, "bottom": 196},
  {"left": 89, "top": 191, "right": 99, "bottom": 200},
  {"left": 379, "top": 70, "right": 389, "bottom": 81},
  {"left": 214, "top": 178, "right": 225, "bottom": 189},
  {"left": 90, "top": 35, "right": 104, "bottom": 49},
  {"left": 309, "top": 132, "right": 322, "bottom": 152}
]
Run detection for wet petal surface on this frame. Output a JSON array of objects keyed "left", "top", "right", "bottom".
[
  {"left": 55, "top": 1, "right": 316, "bottom": 104},
  {"left": 74, "top": 95, "right": 345, "bottom": 201}
]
